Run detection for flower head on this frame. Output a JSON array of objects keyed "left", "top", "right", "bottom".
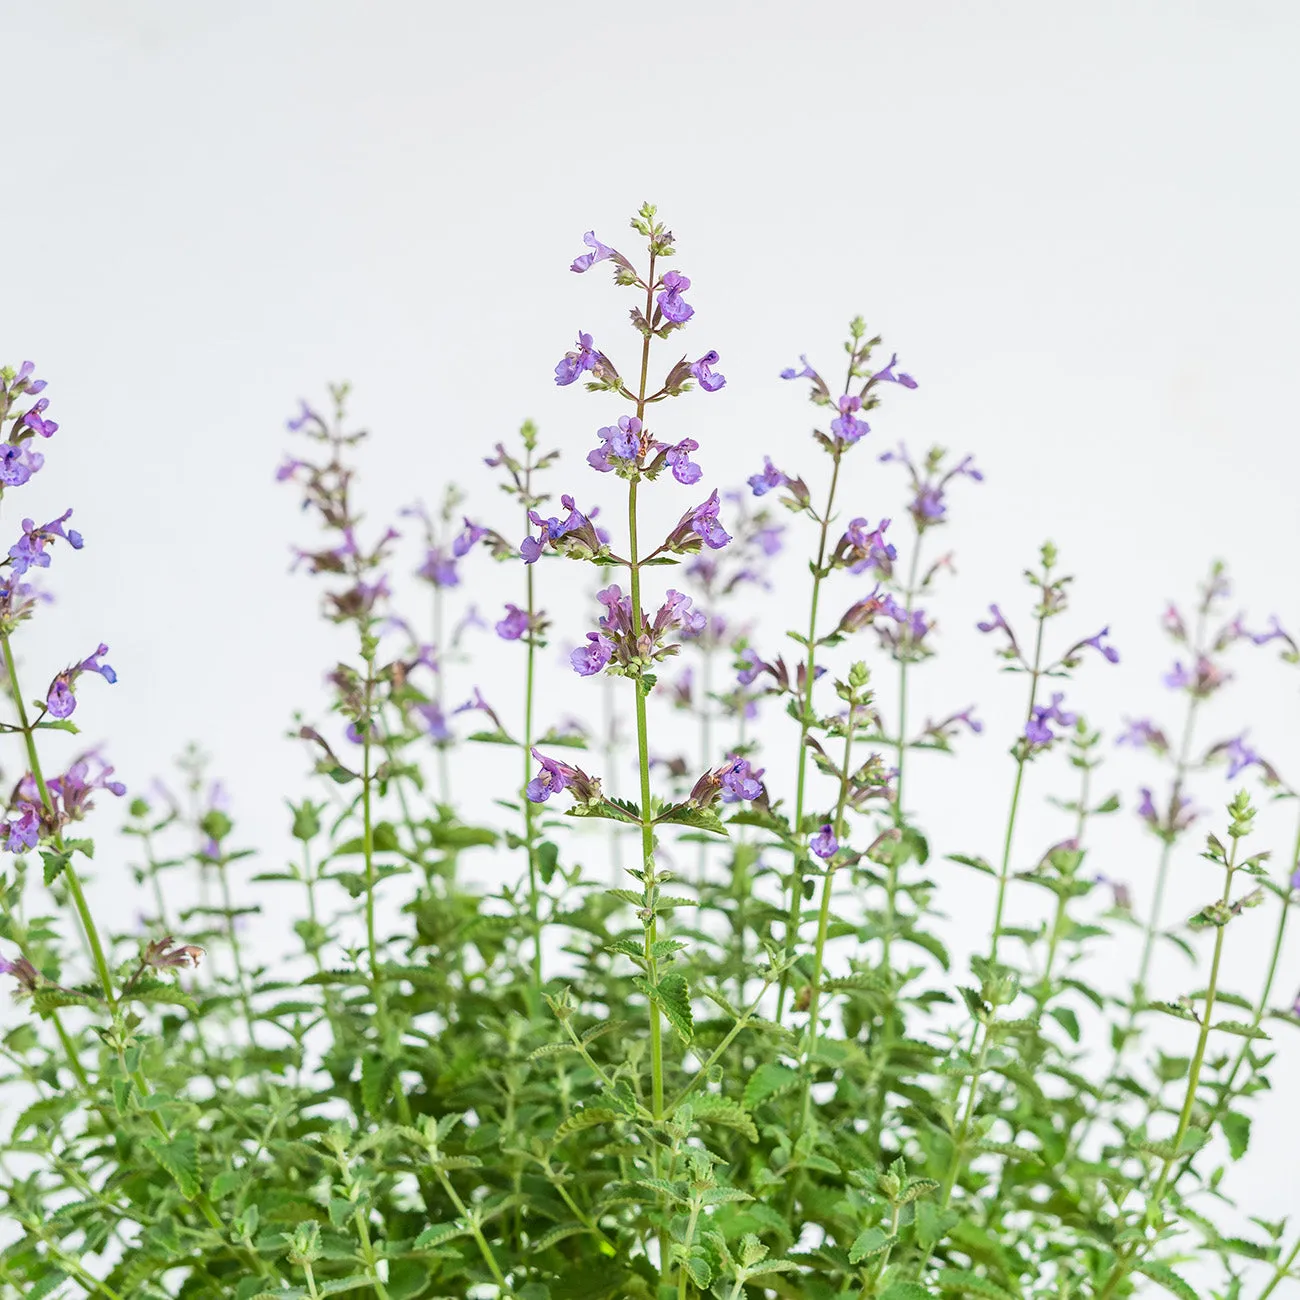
[
  {"left": 689, "top": 350, "right": 725, "bottom": 392},
  {"left": 571, "top": 632, "right": 614, "bottom": 677},
  {"left": 0, "top": 443, "right": 45, "bottom": 488},
  {"left": 872, "top": 352, "right": 918, "bottom": 388},
  {"left": 555, "top": 332, "right": 615, "bottom": 387},
  {"left": 662, "top": 438, "right": 702, "bottom": 485},
  {"left": 21, "top": 396, "right": 59, "bottom": 438},
  {"left": 495, "top": 604, "right": 531, "bottom": 641},
  {"left": 570, "top": 230, "right": 621, "bottom": 274},
  {"left": 1025, "top": 692, "right": 1077, "bottom": 748},
  {"left": 830, "top": 394, "right": 869, "bottom": 444},
  {"left": 46, "top": 643, "right": 117, "bottom": 719},
  {"left": 657, "top": 270, "right": 694, "bottom": 324},
  {"left": 8, "top": 511, "right": 84, "bottom": 577},
  {"left": 780, "top": 355, "right": 818, "bottom": 382},
  {"left": 525, "top": 748, "right": 602, "bottom": 805},
  {"left": 811, "top": 824, "right": 839, "bottom": 859},
  {"left": 747, "top": 456, "right": 787, "bottom": 497}
]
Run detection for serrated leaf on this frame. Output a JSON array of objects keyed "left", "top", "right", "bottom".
[
  {"left": 1135, "top": 1261, "right": 1199, "bottom": 1300},
  {"left": 690, "top": 1094, "right": 758, "bottom": 1143},
  {"left": 146, "top": 1132, "right": 200, "bottom": 1199},
  {"left": 685, "top": 1255, "right": 712, "bottom": 1287},
  {"left": 881, "top": 1286, "right": 935, "bottom": 1300},
  {"left": 1221, "top": 1110, "right": 1251, "bottom": 1160},
  {"left": 1212, "top": 1019, "right": 1270, "bottom": 1039},
  {"left": 413, "top": 1220, "right": 470, "bottom": 1249},
  {"left": 532, "top": 1221, "right": 591, "bottom": 1252},
  {"left": 743, "top": 1062, "right": 799, "bottom": 1109},
  {"left": 554, "top": 1107, "right": 620, "bottom": 1141},
  {"left": 934, "top": 1269, "right": 1015, "bottom": 1299},
  {"left": 655, "top": 972, "right": 694, "bottom": 1042},
  {"left": 848, "top": 1227, "right": 897, "bottom": 1263},
  {"left": 319, "top": 1277, "right": 377, "bottom": 1296}
]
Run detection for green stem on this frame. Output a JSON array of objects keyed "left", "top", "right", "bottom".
[
  {"left": 1258, "top": 1235, "right": 1300, "bottom": 1300},
  {"left": 676, "top": 1196, "right": 704, "bottom": 1298},
  {"left": 435, "top": 1170, "right": 509, "bottom": 1296},
  {"left": 351, "top": 1206, "right": 392, "bottom": 1300},
  {"left": 798, "top": 718, "right": 855, "bottom": 1131},
  {"left": 988, "top": 609, "right": 1047, "bottom": 965},
  {"left": 776, "top": 446, "right": 844, "bottom": 1020},
  {"left": 523, "top": 462, "right": 542, "bottom": 996},
  {"left": 2, "top": 632, "right": 116, "bottom": 1012},
  {"left": 1094, "top": 838, "right": 1238, "bottom": 1300},
  {"left": 215, "top": 852, "right": 257, "bottom": 1043}
]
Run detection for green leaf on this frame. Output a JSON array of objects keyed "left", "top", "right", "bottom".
[
  {"left": 690, "top": 1093, "right": 758, "bottom": 1143},
  {"left": 656, "top": 972, "right": 694, "bottom": 1042},
  {"left": 1212, "top": 1019, "right": 1269, "bottom": 1039},
  {"left": 532, "top": 1221, "right": 591, "bottom": 1252},
  {"left": 914, "top": 1202, "right": 959, "bottom": 1250},
  {"left": 848, "top": 1227, "right": 897, "bottom": 1264},
  {"left": 27, "top": 1271, "right": 71, "bottom": 1300},
  {"left": 1221, "top": 1110, "right": 1251, "bottom": 1161},
  {"left": 319, "top": 1278, "right": 381, "bottom": 1296},
  {"left": 146, "top": 1132, "right": 200, "bottom": 1199},
  {"left": 934, "top": 1269, "right": 1016, "bottom": 1299},
  {"left": 655, "top": 803, "right": 728, "bottom": 834},
  {"left": 1135, "top": 1261, "right": 1200, "bottom": 1300},
  {"left": 360, "top": 1052, "right": 392, "bottom": 1116},
  {"left": 684, "top": 1255, "right": 712, "bottom": 1287},
  {"left": 1048, "top": 1006, "right": 1081, "bottom": 1042},
  {"left": 743, "top": 1062, "right": 799, "bottom": 1109},
  {"left": 554, "top": 1107, "right": 621, "bottom": 1141},
  {"left": 881, "top": 1286, "right": 935, "bottom": 1300},
  {"left": 947, "top": 853, "right": 995, "bottom": 876},
  {"left": 41, "top": 848, "right": 72, "bottom": 886},
  {"left": 413, "top": 1221, "right": 470, "bottom": 1250}
]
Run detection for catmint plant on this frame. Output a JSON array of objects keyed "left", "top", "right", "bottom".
[{"left": 0, "top": 212, "right": 1297, "bottom": 1300}]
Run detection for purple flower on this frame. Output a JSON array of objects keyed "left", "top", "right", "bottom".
[
  {"left": 525, "top": 748, "right": 601, "bottom": 805},
  {"left": 571, "top": 632, "right": 614, "bottom": 677},
  {"left": 737, "top": 648, "right": 763, "bottom": 686},
  {"left": 1025, "top": 692, "right": 1077, "bottom": 748},
  {"left": 286, "top": 400, "right": 323, "bottom": 432},
  {"left": 689, "top": 490, "right": 731, "bottom": 550},
  {"left": 21, "top": 397, "right": 59, "bottom": 438},
  {"left": 1164, "top": 655, "right": 1229, "bottom": 697},
  {"left": 977, "top": 604, "right": 1009, "bottom": 635},
  {"left": 495, "top": 604, "right": 531, "bottom": 641},
  {"left": 664, "top": 438, "right": 702, "bottom": 485},
  {"left": 570, "top": 230, "right": 619, "bottom": 273},
  {"left": 1289, "top": 866, "right": 1300, "bottom": 892},
  {"left": 689, "top": 351, "right": 726, "bottom": 392},
  {"left": 49, "top": 753, "right": 127, "bottom": 821},
  {"left": 1117, "top": 718, "right": 1169, "bottom": 753},
  {"left": 452, "top": 519, "right": 487, "bottom": 557},
  {"left": 8, "top": 511, "right": 84, "bottom": 577},
  {"left": 653, "top": 589, "right": 707, "bottom": 638},
  {"left": 1223, "top": 734, "right": 1260, "bottom": 780},
  {"left": 872, "top": 353, "right": 917, "bottom": 388},
  {"left": 830, "top": 394, "right": 869, "bottom": 444},
  {"left": 1250, "top": 615, "right": 1297, "bottom": 651},
  {"left": 555, "top": 331, "right": 602, "bottom": 387},
  {"left": 748, "top": 456, "right": 788, "bottom": 497},
  {"left": 4, "top": 804, "right": 42, "bottom": 853},
  {"left": 756, "top": 525, "right": 783, "bottom": 556},
  {"left": 657, "top": 270, "right": 694, "bottom": 324},
  {"left": 45, "top": 644, "right": 117, "bottom": 720},
  {"left": 839, "top": 517, "right": 897, "bottom": 575},
  {"left": 0, "top": 443, "right": 45, "bottom": 488},
  {"left": 719, "top": 755, "right": 764, "bottom": 803},
  {"left": 417, "top": 547, "right": 459, "bottom": 587},
  {"left": 13, "top": 361, "right": 47, "bottom": 393},
  {"left": 811, "top": 824, "right": 839, "bottom": 859},
  {"left": 1081, "top": 627, "right": 1120, "bottom": 664},
  {"left": 414, "top": 702, "right": 452, "bottom": 742},
  {"left": 779, "top": 355, "right": 818, "bottom": 381},
  {"left": 1093, "top": 873, "right": 1133, "bottom": 911}
]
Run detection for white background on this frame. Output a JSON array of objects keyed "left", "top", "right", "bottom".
[{"left": 4, "top": 0, "right": 1299, "bottom": 1277}]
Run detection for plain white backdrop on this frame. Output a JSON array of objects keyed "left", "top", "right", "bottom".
[{"left": 4, "top": 0, "right": 1300, "bottom": 1270}]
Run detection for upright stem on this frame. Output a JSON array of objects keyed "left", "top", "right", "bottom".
[
  {"left": 2, "top": 633, "right": 116, "bottom": 1013},
  {"left": 215, "top": 854, "right": 257, "bottom": 1043},
  {"left": 522, "top": 462, "right": 543, "bottom": 995},
  {"left": 988, "top": 611, "right": 1047, "bottom": 964},
  {"left": 798, "top": 719, "right": 855, "bottom": 1132},
  {"left": 776, "top": 447, "right": 844, "bottom": 1019},
  {"left": 432, "top": 586, "right": 451, "bottom": 806},
  {"left": 1094, "top": 840, "right": 1238, "bottom": 1300}
]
